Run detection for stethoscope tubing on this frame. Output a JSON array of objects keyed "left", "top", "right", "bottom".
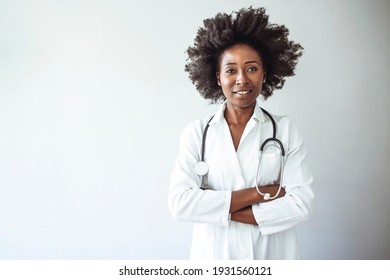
[
  {"left": 255, "top": 151, "right": 285, "bottom": 200},
  {"left": 197, "top": 108, "right": 285, "bottom": 199}
]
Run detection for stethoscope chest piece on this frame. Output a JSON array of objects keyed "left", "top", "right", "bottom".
[{"left": 195, "top": 161, "right": 209, "bottom": 176}]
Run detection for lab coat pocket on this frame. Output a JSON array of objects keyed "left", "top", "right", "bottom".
[{"left": 257, "top": 152, "right": 282, "bottom": 186}]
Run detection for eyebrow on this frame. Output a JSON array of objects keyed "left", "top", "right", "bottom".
[{"left": 223, "top": 61, "right": 260, "bottom": 67}]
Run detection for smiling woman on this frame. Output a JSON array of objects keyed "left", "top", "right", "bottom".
[
  {"left": 168, "top": 7, "right": 314, "bottom": 260},
  {"left": 184, "top": 7, "right": 303, "bottom": 103},
  {"left": 217, "top": 44, "right": 265, "bottom": 111},
  {"left": 217, "top": 44, "right": 266, "bottom": 151}
]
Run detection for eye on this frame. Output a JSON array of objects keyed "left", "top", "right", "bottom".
[
  {"left": 225, "top": 68, "right": 236, "bottom": 74},
  {"left": 248, "top": 66, "right": 257, "bottom": 72}
]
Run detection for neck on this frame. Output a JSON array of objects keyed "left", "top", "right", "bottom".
[{"left": 224, "top": 103, "right": 256, "bottom": 125}]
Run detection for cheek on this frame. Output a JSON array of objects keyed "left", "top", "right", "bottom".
[
  {"left": 220, "top": 81, "right": 233, "bottom": 95},
  {"left": 220, "top": 76, "right": 234, "bottom": 88}
]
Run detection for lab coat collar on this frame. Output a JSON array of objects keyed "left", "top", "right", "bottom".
[
  {"left": 209, "top": 100, "right": 265, "bottom": 125},
  {"left": 253, "top": 102, "right": 266, "bottom": 123}
]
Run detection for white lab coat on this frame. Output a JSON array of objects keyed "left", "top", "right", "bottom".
[{"left": 168, "top": 102, "right": 314, "bottom": 260}]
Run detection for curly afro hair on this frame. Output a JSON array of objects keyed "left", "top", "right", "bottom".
[{"left": 185, "top": 7, "right": 303, "bottom": 103}]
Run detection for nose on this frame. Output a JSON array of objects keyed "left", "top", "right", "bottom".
[{"left": 236, "top": 71, "right": 249, "bottom": 85}]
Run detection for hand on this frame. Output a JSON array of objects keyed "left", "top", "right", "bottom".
[
  {"left": 256, "top": 184, "right": 286, "bottom": 202},
  {"left": 230, "top": 184, "right": 286, "bottom": 213}
]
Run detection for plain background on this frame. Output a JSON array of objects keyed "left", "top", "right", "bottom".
[{"left": 0, "top": 0, "right": 389, "bottom": 259}]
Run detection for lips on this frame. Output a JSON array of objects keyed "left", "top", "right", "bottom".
[{"left": 233, "top": 89, "right": 253, "bottom": 95}]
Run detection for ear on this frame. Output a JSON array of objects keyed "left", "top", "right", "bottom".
[{"left": 216, "top": 71, "right": 221, "bottom": 86}]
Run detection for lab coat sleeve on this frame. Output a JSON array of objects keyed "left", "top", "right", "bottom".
[
  {"left": 168, "top": 121, "right": 231, "bottom": 226},
  {"left": 252, "top": 119, "right": 314, "bottom": 235}
]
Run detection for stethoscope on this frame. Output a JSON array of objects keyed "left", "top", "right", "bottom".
[{"left": 195, "top": 108, "right": 285, "bottom": 200}]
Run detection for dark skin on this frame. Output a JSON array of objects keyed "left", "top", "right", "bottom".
[{"left": 216, "top": 44, "right": 286, "bottom": 224}]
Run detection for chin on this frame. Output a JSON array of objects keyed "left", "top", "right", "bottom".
[{"left": 228, "top": 99, "right": 257, "bottom": 109}]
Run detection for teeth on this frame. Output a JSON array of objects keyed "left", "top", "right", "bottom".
[{"left": 236, "top": 90, "right": 250, "bottom": 95}]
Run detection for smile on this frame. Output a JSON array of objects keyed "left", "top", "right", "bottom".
[{"left": 234, "top": 90, "right": 252, "bottom": 95}]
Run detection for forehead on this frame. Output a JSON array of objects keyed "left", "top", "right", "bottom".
[{"left": 219, "top": 44, "right": 262, "bottom": 65}]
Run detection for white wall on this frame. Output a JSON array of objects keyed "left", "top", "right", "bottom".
[{"left": 0, "top": 0, "right": 389, "bottom": 259}]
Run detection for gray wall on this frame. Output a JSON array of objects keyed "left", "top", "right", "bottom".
[{"left": 0, "top": 0, "right": 389, "bottom": 259}]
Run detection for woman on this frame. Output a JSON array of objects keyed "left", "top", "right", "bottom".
[{"left": 168, "top": 7, "right": 314, "bottom": 260}]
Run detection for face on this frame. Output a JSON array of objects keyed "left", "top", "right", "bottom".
[{"left": 216, "top": 43, "right": 265, "bottom": 110}]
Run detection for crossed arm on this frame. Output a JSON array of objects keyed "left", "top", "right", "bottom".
[{"left": 229, "top": 184, "right": 286, "bottom": 224}]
